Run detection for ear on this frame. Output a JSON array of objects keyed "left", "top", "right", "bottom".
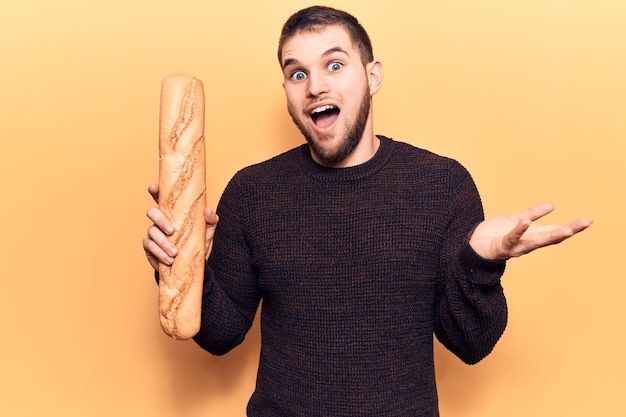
[{"left": 367, "top": 60, "right": 384, "bottom": 96}]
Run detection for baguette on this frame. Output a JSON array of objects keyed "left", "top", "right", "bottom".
[{"left": 158, "top": 74, "right": 206, "bottom": 340}]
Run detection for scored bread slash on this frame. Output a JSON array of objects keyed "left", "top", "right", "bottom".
[{"left": 157, "top": 74, "right": 206, "bottom": 340}]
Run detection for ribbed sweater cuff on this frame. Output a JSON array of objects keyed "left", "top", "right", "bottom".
[{"left": 458, "top": 240, "right": 506, "bottom": 286}]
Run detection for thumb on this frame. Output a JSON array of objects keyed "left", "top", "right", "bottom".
[{"left": 204, "top": 208, "right": 219, "bottom": 255}]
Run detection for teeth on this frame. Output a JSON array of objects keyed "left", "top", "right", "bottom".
[{"left": 311, "top": 105, "right": 336, "bottom": 114}]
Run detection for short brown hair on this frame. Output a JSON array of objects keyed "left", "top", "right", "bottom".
[{"left": 278, "top": 6, "right": 374, "bottom": 66}]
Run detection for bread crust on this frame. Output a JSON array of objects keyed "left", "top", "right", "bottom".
[{"left": 158, "top": 74, "right": 206, "bottom": 340}]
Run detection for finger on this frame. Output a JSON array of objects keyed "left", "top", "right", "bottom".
[
  {"left": 142, "top": 233, "right": 172, "bottom": 268},
  {"left": 204, "top": 207, "right": 219, "bottom": 226},
  {"left": 145, "top": 253, "right": 160, "bottom": 270},
  {"left": 537, "top": 218, "right": 593, "bottom": 246},
  {"left": 145, "top": 225, "right": 177, "bottom": 263},
  {"left": 145, "top": 240, "right": 173, "bottom": 266},
  {"left": 204, "top": 208, "right": 219, "bottom": 255},
  {"left": 501, "top": 218, "right": 532, "bottom": 250},
  {"left": 521, "top": 202, "right": 555, "bottom": 222},
  {"left": 569, "top": 217, "right": 594, "bottom": 234},
  {"left": 146, "top": 206, "right": 174, "bottom": 235},
  {"left": 148, "top": 224, "right": 178, "bottom": 257},
  {"left": 143, "top": 242, "right": 161, "bottom": 270},
  {"left": 148, "top": 183, "right": 159, "bottom": 204},
  {"left": 534, "top": 224, "right": 574, "bottom": 247}
]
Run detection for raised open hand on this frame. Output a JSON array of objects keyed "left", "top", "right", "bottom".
[{"left": 469, "top": 203, "right": 593, "bottom": 261}]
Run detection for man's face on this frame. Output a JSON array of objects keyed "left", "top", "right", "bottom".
[{"left": 280, "top": 25, "right": 376, "bottom": 166}]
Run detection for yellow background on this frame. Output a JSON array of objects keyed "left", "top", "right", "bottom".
[{"left": 1, "top": 0, "right": 624, "bottom": 416}]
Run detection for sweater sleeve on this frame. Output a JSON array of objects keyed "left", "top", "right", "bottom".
[
  {"left": 433, "top": 161, "right": 508, "bottom": 365},
  {"left": 191, "top": 173, "right": 261, "bottom": 355}
]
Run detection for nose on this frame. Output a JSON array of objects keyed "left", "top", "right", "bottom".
[{"left": 306, "top": 72, "right": 329, "bottom": 98}]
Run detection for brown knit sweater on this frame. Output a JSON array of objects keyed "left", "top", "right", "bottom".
[{"left": 193, "top": 135, "right": 507, "bottom": 416}]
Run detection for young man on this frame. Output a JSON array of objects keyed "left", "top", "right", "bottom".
[{"left": 143, "top": 6, "right": 592, "bottom": 416}]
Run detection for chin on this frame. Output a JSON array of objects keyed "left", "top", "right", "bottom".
[{"left": 308, "top": 134, "right": 360, "bottom": 165}]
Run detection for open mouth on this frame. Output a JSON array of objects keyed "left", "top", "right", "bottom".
[{"left": 310, "top": 105, "right": 340, "bottom": 129}]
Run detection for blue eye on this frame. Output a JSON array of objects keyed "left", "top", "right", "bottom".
[
  {"left": 328, "top": 62, "right": 342, "bottom": 72},
  {"left": 291, "top": 70, "right": 306, "bottom": 81}
]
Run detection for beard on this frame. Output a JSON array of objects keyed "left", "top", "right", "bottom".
[{"left": 289, "top": 86, "right": 371, "bottom": 165}]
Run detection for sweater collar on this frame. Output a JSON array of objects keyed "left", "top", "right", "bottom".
[{"left": 297, "top": 135, "right": 395, "bottom": 182}]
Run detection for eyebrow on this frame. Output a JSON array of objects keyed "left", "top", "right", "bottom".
[{"left": 282, "top": 46, "right": 350, "bottom": 70}]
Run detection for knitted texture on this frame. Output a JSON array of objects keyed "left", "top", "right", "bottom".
[{"left": 194, "top": 136, "right": 507, "bottom": 416}]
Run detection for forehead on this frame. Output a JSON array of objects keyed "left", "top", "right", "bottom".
[{"left": 281, "top": 25, "right": 357, "bottom": 67}]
